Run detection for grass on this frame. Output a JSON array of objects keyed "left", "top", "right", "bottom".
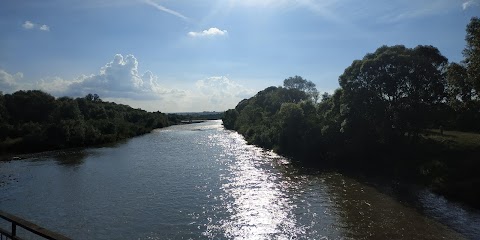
[
  {"left": 420, "top": 129, "right": 480, "bottom": 208},
  {"left": 423, "top": 129, "right": 480, "bottom": 151}
]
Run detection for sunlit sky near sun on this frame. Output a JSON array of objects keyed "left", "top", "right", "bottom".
[{"left": 0, "top": 0, "right": 479, "bottom": 112}]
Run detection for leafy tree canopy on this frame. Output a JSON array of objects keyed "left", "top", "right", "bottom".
[
  {"left": 339, "top": 45, "right": 448, "bottom": 141},
  {"left": 463, "top": 17, "right": 480, "bottom": 93},
  {"left": 283, "top": 76, "right": 319, "bottom": 102}
]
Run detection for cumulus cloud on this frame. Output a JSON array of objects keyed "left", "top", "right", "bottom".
[
  {"left": 1, "top": 56, "right": 255, "bottom": 112},
  {"left": 101, "top": 76, "right": 256, "bottom": 112},
  {"left": 22, "top": 21, "right": 35, "bottom": 29},
  {"left": 188, "top": 28, "right": 228, "bottom": 37},
  {"left": 195, "top": 76, "right": 255, "bottom": 108},
  {"left": 39, "top": 24, "right": 50, "bottom": 31},
  {"left": 52, "top": 54, "right": 183, "bottom": 100},
  {"left": 463, "top": 0, "right": 479, "bottom": 10},
  {"left": 36, "top": 77, "right": 75, "bottom": 95},
  {"left": 22, "top": 20, "right": 50, "bottom": 31},
  {"left": 0, "top": 69, "right": 22, "bottom": 93}
]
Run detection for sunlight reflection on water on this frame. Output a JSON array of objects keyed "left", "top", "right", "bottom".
[{"left": 206, "top": 131, "right": 304, "bottom": 239}]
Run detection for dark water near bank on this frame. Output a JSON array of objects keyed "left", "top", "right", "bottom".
[{"left": 1, "top": 120, "right": 479, "bottom": 239}]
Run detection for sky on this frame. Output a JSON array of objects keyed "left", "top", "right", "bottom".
[{"left": 0, "top": 0, "right": 479, "bottom": 112}]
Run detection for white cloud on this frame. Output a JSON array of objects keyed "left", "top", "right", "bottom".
[
  {"left": 22, "top": 20, "right": 50, "bottom": 31},
  {"left": 41, "top": 75, "right": 255, "bottom": 112},
  {"left": 463, "top": 0, "right": 479, "bottom": 10},
  {"left": 143, "top": 0, "right": 189, "bottom": 21},
  {"left": 51, "top": 54, "right": 183, "bottom": 100},
  {"left": 195, "top": 76, "right": 255, "bottom": 108},
  {"left": 39, "top": 24, "right": 50, "bottom": 31},
  {"left": 188, "top": 28, "right": 228, "bottom": 37},
  {"left": 1, "top": 57, "right": 255, "bottom": 112},
  {"left": 0, "top": 69, "right": 22, "bottom": 93},
  {"left": 98, "top": 76, "right": 255, "bottom": 112},
  {"left": 22, "top": 21, "right": 35, "bottom": 29},
  {"left": 36, "top": 76, "right": 76, "bottom": 95}
]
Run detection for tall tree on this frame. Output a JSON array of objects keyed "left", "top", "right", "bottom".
[
  {"left": 277, "top": 102, "right": 305, "bottom": 155},
  {"left": 445, "top": 17, "right": 480, "bottom": 132},
  {"left": 283, "top": 76, "right": 319, "bottom": 102},
  {"left": 463, "top": 17, "right": 480, "bottom": 93},
  {"left": 339, "top": 45, "right": 448, "bottom": 141},
  {"left": 447, "top": 63, "right": 473, "bottom": 103},
  {"left": 0, "top": 92, "right": 11, "bottom": 141},
  {"left": 5, "top": 90, "right": 56, "bottom": 124}
]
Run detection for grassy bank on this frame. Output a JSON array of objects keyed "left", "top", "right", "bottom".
[{"left": 419, "top": 130, "right": 480, "bottom": 208}]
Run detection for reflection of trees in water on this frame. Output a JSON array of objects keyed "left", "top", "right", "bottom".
[
  {"left": 321, "top": 173, "right": 465, "bottom": 240},
  {"left": 53, "top": 150, "right": 88, "bottom": 166}
]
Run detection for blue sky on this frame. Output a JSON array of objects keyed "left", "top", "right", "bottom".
[{"left": 0, "top": 0, "right": 478, "bottom": 112}]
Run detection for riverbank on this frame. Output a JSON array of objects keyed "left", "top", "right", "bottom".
[
  {"left": 419, "top": 130, "right": 480, "bottom": 208},
  {"left": 0, "top": 122, "right": 167, "bottom": 158},
  {"left": 234, "top": 125, "right": 480, "bottom": 209},
  {"left": 0, "top": 120, "right": 211, "bottom": 161}
]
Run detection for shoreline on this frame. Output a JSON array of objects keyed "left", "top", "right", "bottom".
[{"left": 0, "top": 120, "right": 216, "bottom": 161}]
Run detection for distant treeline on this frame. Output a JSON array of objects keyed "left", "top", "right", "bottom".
[
  {"left": 0, "top": 91, "right": 169, "bottom": 154},
  {"left": 223, "top": 17, "right": 480, "bottom": 207},
  {"left": 167, "top": 112, "right": 223, "bottom": 123}
]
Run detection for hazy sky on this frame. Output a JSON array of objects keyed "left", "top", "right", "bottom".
[{"left": 0, "top": 0, "right": 478, "bottom": 112}]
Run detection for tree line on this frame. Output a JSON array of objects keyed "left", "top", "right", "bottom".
[
  {"left": 0, "top": 91, "right": 169, "bottom": 154},
  {"left": 222, "top": 17, "right": 480, "bottom": 207},
  {"left": 167, "top": 112, "right": 223, "bottom": 123}
]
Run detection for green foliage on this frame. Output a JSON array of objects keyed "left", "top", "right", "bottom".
[
  {"left": 166, "top": 112, "right": 223, "bottom": 125},
  {"left": 276, "top": 103, "right": 305, "bottom": 155},
  {"left": 464, "top": 17, "right": 480, "bottom": 93},
  {"left": 222, "top": 109, "right": 238, "bottom": 130},
  {"left": 224, "top": 41, "right": 478, "bottom": 172},
  {"left": 283, "top": 76, "right": 319, "bottom": 102},
  {"left": 0, "top": 91, "right": 169, "bottom": 154},
  {"left": 5, "top": 90, "right": 56, "bottom": 123},
  {"left": 447, "top": 63, "right": 472, "bottom": 103},
  {"left": 339, "top": 45, "right": 448, "bottom": 142},
  {"left": 223, "top": 77, "right": 324, "bottom": 161},
  {"left": 445, "top": 17, "right": 480, "bottom": 132}
]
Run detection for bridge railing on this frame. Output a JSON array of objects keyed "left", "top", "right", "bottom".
[{"left": 0, "top": 211, "right": 71, "bottom": 240}]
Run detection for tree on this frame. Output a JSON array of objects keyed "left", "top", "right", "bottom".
[
  {"left": 463, "top": 17, "right": 480, "bottom": 93},
  {"left": 447, "top": 63, "right": 472, "bottom": 103},
  {"left": 339, "top": 45, "right": 448, "bottom": 141},
  {"left": 445, "top": 17, "right": 480, "bottom": 132},
  {"left": 222, "top": 109, "right": 238, "bottom": 130},
  {"left": 276, "top": 103, "right": 305, "bottom": 155},
  {"left": 5, "top": 90, "right": 56, "bottom": 123},
  {"left": 0, "top": 92, "right": 12, "bottom": 141},
  {"left": 0, "top": 92, "right": 8, "bottom": 124},
  {"left": 85, "top": 93, "right": 102, "bottom": 103},
  {"left": 283, "top": 76, "right": 319, "bottom": 102},
  {"left": 235, "top": 104, "right": 263, "bottom": 134},
  {"left": 54, "top": 97, "right": 83, "bottom": 120},
  {"left": 0, "top": 90, "right": 170, "bottom": 154}
]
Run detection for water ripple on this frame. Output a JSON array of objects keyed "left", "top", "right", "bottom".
[{"left": 202, "top": 130, "right": 304, "bottom": 239}]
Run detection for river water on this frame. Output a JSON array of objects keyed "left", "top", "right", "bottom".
[{"left": 1, "top": 120, "right": 479, "bottom": 239}]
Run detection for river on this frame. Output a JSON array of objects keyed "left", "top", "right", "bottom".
[{"left": 1, "top": 120, "right": 479, "bottom": 239}]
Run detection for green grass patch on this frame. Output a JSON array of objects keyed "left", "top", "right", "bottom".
[{"left": 423, "top": 129, "right": 480, "bottom": 151}]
